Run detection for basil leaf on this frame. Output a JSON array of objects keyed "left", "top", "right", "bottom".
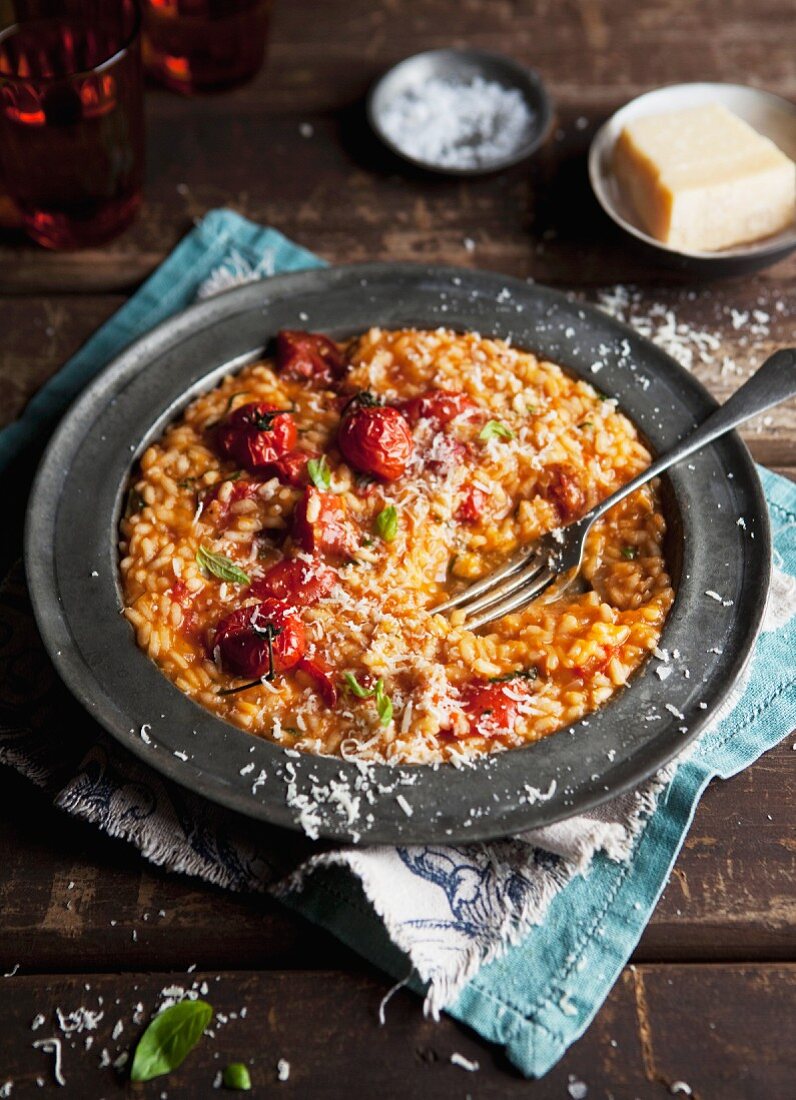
[
  {"left": 223, "top": 1063, "right": 252, "bottom": 1091},
  {"left": 344, "top": 671, "right": 375, "bottom": 699},
  {"left": 130, "top": 1000, "right": 213, "bottom": 1082},
  {"left": 478, "top": 420, "right": 514, "bottom": 441},
  {"left": 307, "top": 455, "right": 331, "bottom": 491},
  {"left": 375, "top": 505, "right": 398, "bottom": 542},
  {"left": 344, "top": 673, "right": 393, "bottom": 725},
  {"left": 196, "top": 545, "right": 251, "bottom": 585},
  {"left": 621, "top": 546, "right": 637, "bottom": 560},
  {"left": 375, "top": 678, "right": 393, "bottom": 727}
]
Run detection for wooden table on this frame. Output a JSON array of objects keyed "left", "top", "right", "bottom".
[{"left": 1, "top": 1, "right": 794, "bottom": 1095}]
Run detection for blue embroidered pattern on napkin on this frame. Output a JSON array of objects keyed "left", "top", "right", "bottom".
[{"left": 1, "top": 209, "right": 794, "bottom": 1079}]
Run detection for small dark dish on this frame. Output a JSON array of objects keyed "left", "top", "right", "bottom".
[
  {"left": 367, "top": 48, "right": 553, "bottom": 176},
  {"left": 589, "top": 82, "right": 796, "bottom": 277},
  {"left": 25, "top": 264, "right": 770, "bottom": 844}
]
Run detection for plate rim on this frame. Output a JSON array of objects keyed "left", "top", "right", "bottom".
[{"left": 24, "top": 262, "right": 772, "bottom": 843}]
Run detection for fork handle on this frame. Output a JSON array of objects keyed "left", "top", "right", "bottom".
[{"left": 587, "top": 347, "right": 796, "bottom": 525}]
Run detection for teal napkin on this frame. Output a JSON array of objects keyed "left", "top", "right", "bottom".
[{"left": 2, "top": 209, "right": 794, "bottom": 1078}]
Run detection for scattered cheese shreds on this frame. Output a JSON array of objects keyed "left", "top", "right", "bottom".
[
  {"left": 396, "top": 793, "right": 414, "bottom": 817},
  {"left": 450, "top": 1052, "right": 480, "bottom": 1072},
  {"left": 32, "top": 1039, "right": 65, "bottom": 1087}
]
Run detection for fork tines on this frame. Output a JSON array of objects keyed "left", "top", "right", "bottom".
[{"left": 433, "top": 550, "right": 555, "bottom": 630}]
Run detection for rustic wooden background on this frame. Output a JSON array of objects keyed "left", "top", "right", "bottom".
[{"left": 0, "top": 0, "right": 794, "bottom": 1095}]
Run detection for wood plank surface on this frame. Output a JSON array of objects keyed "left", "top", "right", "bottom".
[
  {"left": 1, "top": 964, "right": 794, "bottom": 1098},
  {"left": 1, "top": 0, "right": 795, "bottom": 293},
  {"left": 0, "top": 739, "right": 793, "bottom": 978}
]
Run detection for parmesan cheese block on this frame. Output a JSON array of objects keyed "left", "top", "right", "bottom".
[{"left": 613, "top": 102, "right": 796, "bottom": 252}]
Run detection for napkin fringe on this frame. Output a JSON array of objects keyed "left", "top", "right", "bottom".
[{"left": 276, "top": 763, "right": 673, "bottom": 1018}]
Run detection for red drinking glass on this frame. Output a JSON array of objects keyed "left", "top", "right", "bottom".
[
  {"left": 0, "top": 1, "right": 144, "bottom": 249},
  {"left": 142, "top": 0, "right": 273, "bottom": 95}
]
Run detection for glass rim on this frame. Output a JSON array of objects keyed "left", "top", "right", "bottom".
[{"left": 0, "top": 0, "right": 142, "bottom": 85}]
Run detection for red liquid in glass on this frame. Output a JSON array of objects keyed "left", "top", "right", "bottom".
[
  {"left": 143, "top": 0, "right": 272, "bottom": 94},
  {"left": 0, "top": 4, "right": 144, "bottom": 249}
]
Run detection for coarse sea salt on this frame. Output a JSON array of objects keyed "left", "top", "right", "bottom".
[{"left": 379, "top": 75, "right": 535, "bottom": 169}]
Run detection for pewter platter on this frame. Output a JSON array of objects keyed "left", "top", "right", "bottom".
[{"left": 25, "top": 264, "right": 770, "bottom": 843}]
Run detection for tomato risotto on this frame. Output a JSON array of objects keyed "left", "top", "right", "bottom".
[{"left": 119, "top": 327, "right": 674, "bottom": 765}]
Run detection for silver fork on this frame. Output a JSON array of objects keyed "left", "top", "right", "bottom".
[{"left": 435, "top": 348, "right": 796, "bottom": 631}]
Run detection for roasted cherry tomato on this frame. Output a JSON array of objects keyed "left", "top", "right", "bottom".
[
  {"left": 544, "top": 464, "right": 586, "bottom": 523},
  {"left": 251, "top": 557, "right": 337, "bottom": 605},
  {"left": 459, "top": 679, "right": 530, "bottom": 737},
  {"left": 456, "top": 484, "right": 488, "bottom": 524},
  {"left": 338, "top": 395, "right": 414, "bottom": 482},
  {"left": 292, "top": 487, "right": 355, "bottom": 556},
  {"left": 214, "top": 599, "right": 306, "bottom": 680},
  {"left": 296, "top": 654, "right": 339, "bottom": 708},
  {"left": 276, "top": 330, "right": 345, "bottom": 386},
  {"left": 271, "top": 448, "right": 317, "bottom": 487},
  {"left": 399, "top": 389, "right": 479, "bottom": 429},
  {"left": 217, "top": 402, "right": 297, "bottom": 473}
]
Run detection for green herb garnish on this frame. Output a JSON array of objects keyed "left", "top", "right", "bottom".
[
  {"left": 307, "top": 455, "right": 331, "bottom": 491},
  {"left": 196, "top": 545, "right": 251, "bottom": 585},
  {"left": 223, "top": 1063, "right": 252, "bottom": 1091},
  {"left": 374, "top": 678, "right": 393, "bottom": 727},
  {"left": 375, "top": 504, "right": 399, "bottom": 542},
  {"left": 579, "top": 420, "right": 594, "bottom": 429},
  {"left": 489, "top": 667, "right": 539, "bottom": 684},
  {"left": 344, "top": 671, "right": 373, "bottom": 698},
  {"left": 621, "top": 546, "right": 637, "bottom": 560},
  {"left": 177, "top": 477, "right": 196, "bottom": 489},
  {"left": 478, "top": 420, "right": 514, "bottom": 442},
  {"left": 343, "top": 673, "right": 393, "bottom": 726},
  {"left": 130, "top": 1000, "right": 213, "bottom": 1082}
]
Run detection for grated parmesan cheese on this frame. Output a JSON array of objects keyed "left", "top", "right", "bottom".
[
  {"left": 450, "top": 1052, "right": 480, "bottom": 1072},
  {"left": 379, "top": 76, "right": 535, "bottom": 170}
]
